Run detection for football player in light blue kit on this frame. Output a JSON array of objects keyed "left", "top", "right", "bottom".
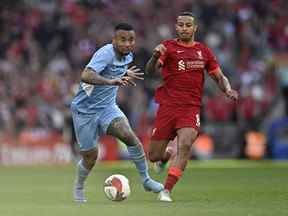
[{"left": 71, "top": 23, "right": 164, "bottom": 202}]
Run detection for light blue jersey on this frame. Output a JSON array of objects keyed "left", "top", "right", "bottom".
[
  {"left": 71, "top": 31, "right": 164, "bottom": 196},
  {"left": 71, "top": 44, "right": 133, "bottom": 114},
  {"left": 70, "top": 44, "right": 133, "bottom": 151}
]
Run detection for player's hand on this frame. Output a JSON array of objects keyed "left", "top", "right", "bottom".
[
  {"left": 152, "top": 44, "right": 167, "bottom": 60},
  {"left": 225, "top": 89, "right": 239, "bottom": 101},
  {"left": 109, "top": 76, "right": 136, "bottom": 86},
  {"left": 126, "top": 66, "right": 144, "bottom": 80}
]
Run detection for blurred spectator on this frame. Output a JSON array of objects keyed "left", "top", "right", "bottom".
[
  {"left": 275, "top": 53, "right": 288, "bottom": 116},
  {"left": 244, "top": 131, "right": 266, "bottom": 160}
]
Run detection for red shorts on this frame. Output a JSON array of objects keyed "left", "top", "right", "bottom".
[{"left": 151, "top": 105, "right": 201, "bottom": 141}]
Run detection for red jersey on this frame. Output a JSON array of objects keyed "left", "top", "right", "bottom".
[{"left": 155, "top": 39, "right": 220, "bottom": 106}]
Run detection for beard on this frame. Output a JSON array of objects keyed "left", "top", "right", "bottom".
[{"left": 177, "top": 32, "right": 194, "bottom": 42}]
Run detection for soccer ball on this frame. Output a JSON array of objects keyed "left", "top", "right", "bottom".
[{"left": 104, "top": 174, "right": 131, "bottom": 201}]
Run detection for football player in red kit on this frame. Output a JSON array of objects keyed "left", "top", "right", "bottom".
[{"left": 145, "top": 12, "right": 238, "bottom": 202}]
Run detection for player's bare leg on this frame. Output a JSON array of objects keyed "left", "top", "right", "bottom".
[
  {"left": 159, "top": 128, "right": 198, "bottom": 202},
  {"left": 74, "top": 148, "right": 98, "bottom": 203},
  {"left": 107, "top": 117, "right": 164, "bottom": 193},
  {"left": 156, "top": 139, "right": 178, "bottom": 173},
  {"left": 148, "top": 139, "right": 171, "bottom": 173}
]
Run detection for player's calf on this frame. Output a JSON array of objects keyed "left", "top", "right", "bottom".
[
  {"left": 153, "top": 145, "right": 175, "bottom": 174},
  {"left": 148, "top": 151, "right": 163, "bottom": 163}
]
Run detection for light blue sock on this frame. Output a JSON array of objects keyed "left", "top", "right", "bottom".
[
  {"left": 127, "top": 145, "right": 150, "bottom": 182},
  {"left": 75, "top": 159, "right": 90, "bottom": 189}
]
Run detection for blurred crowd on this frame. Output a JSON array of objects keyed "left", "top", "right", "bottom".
[{"left": 0, "top": 0, "right": 287, "bottom": 158}]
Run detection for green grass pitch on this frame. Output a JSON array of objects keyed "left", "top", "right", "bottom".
[{"left": 0, "top": 160, "right": 287, "bottom": 216}]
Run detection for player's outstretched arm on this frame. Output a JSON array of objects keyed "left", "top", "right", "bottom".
[
  {"left": 81, "top": 68, "right": 112, "bottom": 85},
  {"left": 145, "top": 44, "right": 166, "bottom": 74},
  {"left": 209, "top": 68, "right": 239, "bottom": 101},
  {"left": 81, "top": 68, "right": 134, "bottom": 86}
]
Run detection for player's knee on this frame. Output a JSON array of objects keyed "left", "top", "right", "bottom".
[
  {"left": 122, "top": 133, "right": 140, "bottom": 146},
  {"left": 87, "top": 160, "right": 96, "bottom": 169},
  {"left": 82, "top": 151, "right": 98, "bottom": 169},
  {"left": 178, "top": 136, "right": 193, "bottom": 152},
  {"left": 148, "top": 151, "right": 161, "bottom": 162},
  {"left": 179, "top": 131, "right": 197, "bottom": 148},
  {"left": 91, "top": 152, "right": 98, "bottom": 161},
  {"left": 83, "top": 157, "right": 97, "bottom": 169}
]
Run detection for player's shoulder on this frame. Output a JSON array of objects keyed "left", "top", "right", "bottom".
[
  {"left": 161, "top": 40, "right": 208, "bottom": 49},
  {"left": 194, "top": 41, "right": 212, "bottom": 51},
  {"left": 96, "top": 43, "right": 114, "bottom": 55},
  {"left": 161, "top": 39, "right": 177, "bottom": 46},
  {"left": 91, "top": 43, "right": 114, "bottom": 62}
]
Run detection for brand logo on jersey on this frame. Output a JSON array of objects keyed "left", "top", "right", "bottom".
[
  {"left": 178, "top": 60, "right": 186, "bottom": 71},
  {"left": 177, "top": 50, "right": 184, "bottom": 54},
  {"left": 197, "top": 51, "right": 203, "bottom": 59},
  {"left": 81, "top": 82, "right": 95, "bottom": 96}
]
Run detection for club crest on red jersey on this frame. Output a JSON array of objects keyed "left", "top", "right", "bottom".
[{"left": 197, "top": 50, "right": 203, "bottom": 59}]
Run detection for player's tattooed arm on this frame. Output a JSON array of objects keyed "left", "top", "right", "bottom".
[
  {"left": 81, "top": 68, "right": 111, "bottom": 85},
  {"left": 106, "top": 117, "right": 141, "bottom": 146},
  {"left": 145, "top": 44, "right": 166, "bottom": 74},
  {"left": 209, "top": 68, "right": 239, "bottom": 101},
  {"left": 81, "top": 68, "right": 134, "bottom": 86}
]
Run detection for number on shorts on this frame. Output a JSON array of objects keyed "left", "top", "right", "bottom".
[{"left": 196, "top": 114, "right": 200, "bottom": 127}]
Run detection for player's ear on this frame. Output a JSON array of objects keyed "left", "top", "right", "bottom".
[
  {"left": 193, "top": 24, "right": 198, "bottom": 33},
  {"left": 175, "top": 23, "right": 179, "bottom": 31}
]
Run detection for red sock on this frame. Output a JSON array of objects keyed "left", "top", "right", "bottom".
[{"left": 164, "top": 167, "right": 182, "bottom": 192}]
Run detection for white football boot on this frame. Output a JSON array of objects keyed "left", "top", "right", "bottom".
[
  {"left": 73, "top": 184, "right": 87, "bottom": 203},
  {"left": 158, "top": 189, "right": 173, "bottom": 202}
]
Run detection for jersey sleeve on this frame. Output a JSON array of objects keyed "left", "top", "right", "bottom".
[
  {"left": 204, "top": 46, "right": 220, "bottom": 75},
  {"left": 86, "top": 46, "right": 112, "bottom": 73},
  {"left": 159, "top": 41, "right": 169, "bottom": 66}
]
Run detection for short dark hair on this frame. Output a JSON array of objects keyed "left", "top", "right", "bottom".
[
  {"left": 114, "top": 23, "right": 134, "bottom": 31},
  {"left": 178, "top": 11, "right": 195, "bottom": 18},
  {"left": 177, "top": 12, "right": 196, "bottom": 24}
]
